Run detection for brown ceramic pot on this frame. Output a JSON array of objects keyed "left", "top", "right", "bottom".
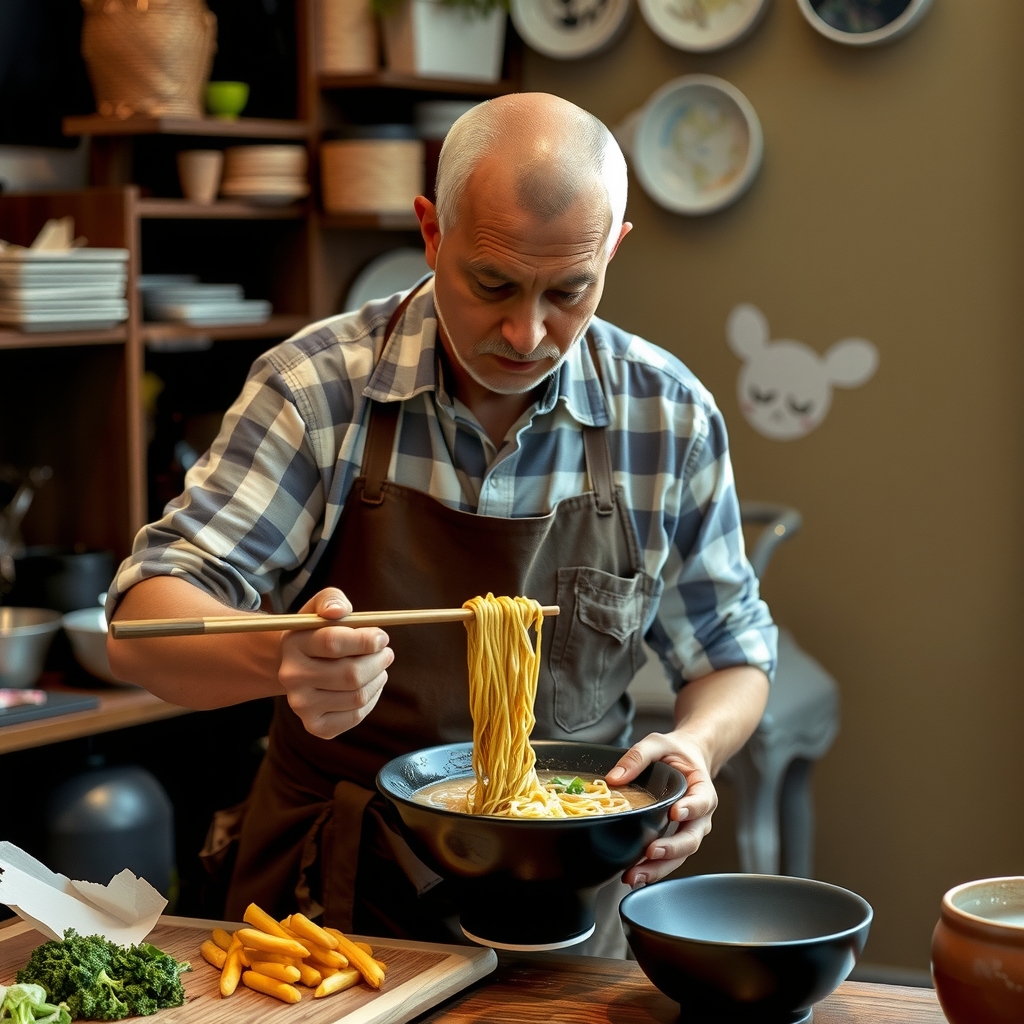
[{"left": 932, "top": 876, "right": 1024, "bottom": 1024}]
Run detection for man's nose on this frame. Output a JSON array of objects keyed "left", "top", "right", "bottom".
[{"left": 502, "top": 302, "right": 545, "bottom": 354}]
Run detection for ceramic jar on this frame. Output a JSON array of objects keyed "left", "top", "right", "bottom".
[
  {"left": 81, "top": 0, "right": 217, "bottom": 119},
  {"left": 932, "top": 876, "right": 1024, "bottom": 1024}
]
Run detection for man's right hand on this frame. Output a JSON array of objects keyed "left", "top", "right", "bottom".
[{"left": 278, "top": 587, "right": 394, "bottom": 740}]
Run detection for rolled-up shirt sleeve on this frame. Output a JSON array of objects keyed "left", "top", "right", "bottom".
[
  {"left": 646, "top": 403, "right": 777, "bottom": 690},
  {"left": 106, "top": 358, "right": 325, "bottom": 619}
]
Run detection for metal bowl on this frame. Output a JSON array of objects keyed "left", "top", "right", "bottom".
[
  {"left": 620, "top": 874, "right": 873, "bottom": 1024},
  {"left": 377, "top": 740, "right": 686, "bottom": 951},
  {"left": 62, "top": 607, "right": 131, "bottom": 685},
  {"left": 0, "top": 607, "right": 62, "bottom": 687}
]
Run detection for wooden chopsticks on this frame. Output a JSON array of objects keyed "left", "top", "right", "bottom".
[{"left": 110, "top": 605, "right": 560, "bottom": 640}]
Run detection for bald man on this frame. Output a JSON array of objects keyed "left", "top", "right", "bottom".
[{"left": 108, "top": 94, "right": 776, "bottom": 956}]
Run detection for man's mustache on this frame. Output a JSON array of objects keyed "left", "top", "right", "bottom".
[{"left": 474, "top": 337, "right": 562, "bottom": 362}]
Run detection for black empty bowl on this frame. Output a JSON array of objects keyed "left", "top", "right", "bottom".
[
  {"left": 620, "top": 874, "right": 872, "bottom": 1024},
  {"left": 377, "top": 740, "right": 686, "bottom": 950}
]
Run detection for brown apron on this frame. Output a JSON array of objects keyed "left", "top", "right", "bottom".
[{"left": 226, "top": 286, "right": 659, "bottom": 937}]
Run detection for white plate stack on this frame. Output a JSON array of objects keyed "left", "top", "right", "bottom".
[
  {"left": 0, "top": 248, "right": 129, "bottom": 332},
  {"left": 220, "top": 145, "right": 310, "bottom": 206},
  {"left": 140, "top": 274, "right": 272, "bottom": 327}
]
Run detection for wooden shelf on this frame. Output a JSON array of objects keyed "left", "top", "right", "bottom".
[
  {"left": 0, "top": 325, "right": 128, "bottom": 350},
  {"left": 137, "top": 198, "right": 308, "bottom": 220},
  {"left": 141, "top": 313, "right": 309, "bottom": 344},
  {"left": 319, "top": 72, "right": 517, "bottom": 97},
  {"left": 0, "top": 685, "right": 192, "bottom": 755},
  {"left": 321, "top": 210, "right": 420, "bottom": 231},
  {"left": 64, "top": 115, "right": 311, "bottom": 139}
]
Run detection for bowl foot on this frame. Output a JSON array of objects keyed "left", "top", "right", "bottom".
[
  {"left": 673, "top": 1008, "right": 811, "bottom": 1024},
  {"left": 456, "top": 880, "right": 601, "bottom": 948},
  {"left": 461, "top": 921, "right": 596, "bottom": 951}
]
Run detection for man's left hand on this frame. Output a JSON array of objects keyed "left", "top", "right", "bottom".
[{"left": 608, "top": 730, "right": 718, "bottom": 888}]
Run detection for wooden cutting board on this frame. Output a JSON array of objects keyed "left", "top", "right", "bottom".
[{"left": 0, "top": 915, "right": 497, "bottom": 1024}]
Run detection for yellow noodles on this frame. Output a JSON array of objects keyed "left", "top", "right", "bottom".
[{"left": 462, "top": 593, "right": 632, "bottom": 818}]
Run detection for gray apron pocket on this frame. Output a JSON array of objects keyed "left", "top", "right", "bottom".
[{"left": 551, "top": 566, "right": 659, "bottom": 732}]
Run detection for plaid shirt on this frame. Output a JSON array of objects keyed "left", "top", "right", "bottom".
[{"left": 110, "top": 278, "right": 776, "bottom": 688}]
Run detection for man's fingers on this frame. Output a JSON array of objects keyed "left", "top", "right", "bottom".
[
  {"left": 280, "top": 642, "right": 393, "bottom": 694},
  {"left": 671, "top": 775, "right": 718, "bottom": 823},
  {"left": 295, "top": 673, "right": 389, "bottom": 740},
  {"left": 289, "top": 625, "right": 389, "bottom": 661},
  {"left": 298, "top": 587, "right": 352, "bottom": 619},
  {"left": 606, "top": 733, "right": 671, "bottom": 785}
]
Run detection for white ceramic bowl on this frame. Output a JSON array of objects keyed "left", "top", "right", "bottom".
[
  {"left": 796, "top": 0, "right": 932, "bottom": 46},
  {"left": 511, "top": 0, "right": 632, "bottom": 60},
  {"left": 61, "top": 607, "right": 131, "bottom": 685},
  {"left": 0, "top": 607, "right": 62, "bottom": 688},
  {"left": 638, "top": 0, "right": 769, "bottom": 53},
  {"left": 633, "top": 74, "right": 763, "bottom": 216}
]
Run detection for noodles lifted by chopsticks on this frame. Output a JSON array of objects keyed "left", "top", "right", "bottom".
[{"left": 463, "top": 593, "right": 632, "bottom": 818}]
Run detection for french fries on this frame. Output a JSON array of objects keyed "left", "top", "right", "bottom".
[
  {"left": 200, "top": 904, "right": 388, "bottom": 1005},
  {"left": 236, "top": 928, "right": 310, "bottom": 959},
  {"left": 241, "top": 971, "right": 302, "bottom": 1004},
  {"left": 200, "top": 940, "right": 227, "bottom": 970},
  {"left": 314, "top": 968, "right": 360, "bottom": 998}
]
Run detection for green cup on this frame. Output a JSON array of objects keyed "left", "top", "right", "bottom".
[{"left": 205, "top": 81, "right": 250, "bottom": 120}]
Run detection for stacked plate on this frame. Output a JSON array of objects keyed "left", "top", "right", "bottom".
[
  {"left": 0, "top": 248, "right": 129, "bottom": 332},
  {"left": 140, "top": 274, "right": 272, "bottom": 327},
  {"left": 220, "top": 145, "right": 310, "bottom": 206}
]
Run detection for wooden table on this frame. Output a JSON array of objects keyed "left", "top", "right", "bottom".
[
  {"left": 415, "top": 953, "right": 946, "bottom": 1023},
  {"left": 0, "top": 683, "right": 191, "bottom": 755}
]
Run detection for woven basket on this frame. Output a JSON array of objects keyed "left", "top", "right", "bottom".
[
  {"left": 81, "top": 0, "right": 217, "bottom": 120},
  {"left": 318, "top": 0, "right": 379, "bottom": 74},
  {"left": 321, "top": 138, "right": 424, "bottom": 214}
]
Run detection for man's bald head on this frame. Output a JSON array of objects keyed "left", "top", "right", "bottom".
[{"left": 434, "top": 93, "right": 628, "bottom": 257}]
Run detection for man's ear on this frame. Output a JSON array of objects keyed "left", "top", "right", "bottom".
[
  {"left": 607, "top": 221, "right": 632, "bottom": 262},
  {"left": 415, "top": 196, "right": 442, "bottom": 270}
]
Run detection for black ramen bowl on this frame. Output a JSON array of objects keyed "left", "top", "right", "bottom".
[
  {"left": 377, "top": 740, "right": 686, "bottom": 950},
  {"left": 620, "top": 874, "right": 873, "bottom": 1024}
]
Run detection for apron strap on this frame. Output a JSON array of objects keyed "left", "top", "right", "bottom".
[
  {"left": 360, "top": 280, "right": 430, "bottom": 505},
  {"left": 583, "top": 333, "right": 615, "bottom": 516},
  {"left": 361, "top": 401, "right": 399, "bottom": 506}
]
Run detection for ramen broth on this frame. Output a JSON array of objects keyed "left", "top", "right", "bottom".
[{"left": 414, "top": 771, "right": 656, "bottom": 815}]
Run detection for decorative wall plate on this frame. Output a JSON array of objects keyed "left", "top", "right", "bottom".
[
  {"left": 344, "top": 248, "right": 430, "bottom": 312},
  {"left": 796, "top": 0, "right": 932, "bottom": 46},
  {"left": 632, "top": 75, "right": 763, "bottom": 215},
  {"left": 638, "top": 0, "right": 769, "bottom": 53},
  {"left": 511, "top": 0, "right": 632, "bottom": 59}
]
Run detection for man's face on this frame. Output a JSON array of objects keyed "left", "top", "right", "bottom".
[{"left": 423, "top": 161, "right": 623, "bottom": 396}]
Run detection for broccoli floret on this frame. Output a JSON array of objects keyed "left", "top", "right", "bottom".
[
  {"left": 0, "top": 982, "right": 71, "bottom": 1024},
  {"left": 16, "top": 930, "right": 188, "bottom": 1021}
]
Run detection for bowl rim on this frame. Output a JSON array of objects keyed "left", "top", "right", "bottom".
[
  {"left": 795, "top": 0, "right": 933, "bottom": 47},
  {"left": 0, "top": 607, "right": 63, "bottom": 635},
  {"left": 620, "top": 873, "right": 874, "bottom": 948},
  {"left": 377, "top": 739, "right": 687, "bottom": 827},
  {"left": 942, "top": 875, "right": 1024, "bottom": 931},
  {"left": 632, "top": 73, "right": 764, "bottom": 217}
]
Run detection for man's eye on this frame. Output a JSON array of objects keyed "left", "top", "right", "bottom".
[
  {"left": 553, "top": 290, "right": 584, "bottom": 305},
  {"left": 749, "top": 386, "right": 777, "bottom": 403},
  {"left": 476, "top": 280, "right": 510, "bottom": 294}
]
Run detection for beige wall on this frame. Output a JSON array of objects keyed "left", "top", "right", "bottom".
[{"left": 525, "top": 0, "right": 1024, "bottom": 970}]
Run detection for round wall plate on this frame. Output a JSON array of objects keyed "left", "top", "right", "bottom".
[
  {"left": 795, "top": 0, "right": 932, "bottom": 46},
  {"left": 511, "top": 0, "right": 632, "bottom": 60},
  {"left": 344, "top": 248, "right": 430, "bottom": 313},
  {"left": 632, "top": 74, "right": 763, "bottom": 216},
  {"left": 638, "top": 0, "right": 769, "bottom": 53}
]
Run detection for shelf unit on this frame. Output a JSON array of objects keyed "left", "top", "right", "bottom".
[{"left": 0, "top": 0, "right": 520, "bottom": 560}]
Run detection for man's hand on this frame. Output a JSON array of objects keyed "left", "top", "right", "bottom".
[
  {"left": 608, "top": 664, "right": 770, "bottom": 888},
  {"left": 278, "top": 587, "right": 394, "bottom": 740},
  {"left": 608, "top": 730, "right": 717, "bottom": 887}
]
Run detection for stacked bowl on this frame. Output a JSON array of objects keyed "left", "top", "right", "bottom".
[{"left": 220, "top": 145, "right": 309, "bottom": 206}]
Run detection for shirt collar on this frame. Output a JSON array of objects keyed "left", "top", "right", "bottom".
[{"left": 363, "top": 276, "right": 609, "bottom": 427}]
